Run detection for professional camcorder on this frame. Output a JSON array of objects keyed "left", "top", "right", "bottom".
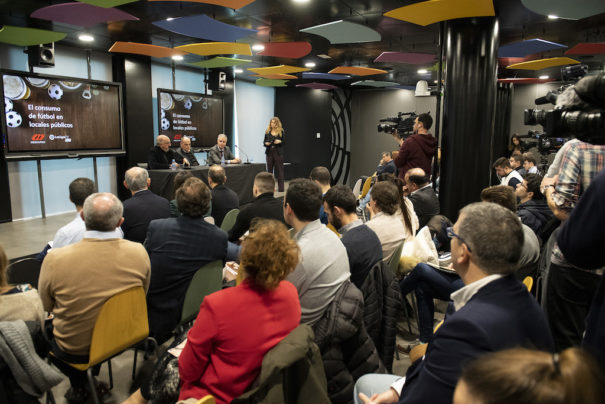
[
  {"left": 377, "top": 112, "right": 417, "bottom": 139},
  {"left": 518, "top": 130, "right": 567, "bottom": 154}
]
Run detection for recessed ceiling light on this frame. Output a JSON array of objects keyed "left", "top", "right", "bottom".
[
  {"left": 539, "top": 75, "right": 549, "bottom": 79},
  {"left": 78, "top": 34, "right": 94, "bottom": 42},
  {"left": 305, "top": 62, "right": 316, "bottom": 68},
  {"left": 417, "top": 69, "right": 428, "bottom": 74},
  {"left": 433, "top": 80, "right": 438, "bottom": 83},
  {"left": 166, "top": 17, "right": 175, "bottom": 21},
  {"left": 234, "top": 68, "right": 243, "bottom": 74},
  {"left": 293, "top": 0, "right": 310, "bottom": 3},
  {"left": 548, "top": 14, "right": 559, "bottom": 20},
  {"left": 252, "top": 44, "right": 265, "bottom": 51},
  {"left": 172, "top": 55, "right": 184, "bottom": 61}
]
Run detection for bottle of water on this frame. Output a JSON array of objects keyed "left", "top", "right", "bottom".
[{"left": 171, "top": 159, "right": 176, "bottom": 170}]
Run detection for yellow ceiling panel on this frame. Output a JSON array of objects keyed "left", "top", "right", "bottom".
[
  {"left": 248, "top": 65, "right": 311, "bottom": 75},
  {"left": 385, "top": 0, "right": 495, "bottom": 27},
  {"left": 175, "top": 42, "right": 252, "bottom": 56},
  {"left": 506, "top": 57, "right": 580, "bottom": 70},
  {"left": 328, "top": 66, "right": 387, "bottom": 76}
]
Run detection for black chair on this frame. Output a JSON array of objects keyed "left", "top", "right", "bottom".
[{"left": 7, "top": 258, "right": 42, "bottom": 287}]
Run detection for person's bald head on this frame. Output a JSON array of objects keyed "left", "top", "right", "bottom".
[
  {"left": 217, "top": 134, "right": 228, "bottom": 149},
  {"left": 157, "top": 135, "right": 171, "bottom": 152},
  {"left": 208, "top": 164, "right": 226, "bottom": 186},
  {"left": 82, "top": 193, "right": 123, "bottom": 231},
  {"left": 181, "top": 136, "right": 192, "bottom": 152},
  {"left": 405, "top": 167, "right": 428, "bottom": 192}
]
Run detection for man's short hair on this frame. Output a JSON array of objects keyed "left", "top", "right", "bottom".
[
  {"left": 181, "top": 135, "right": 191, "bottom": 143},
  {"left": 69, "top": 178, "right": 95, "bottom": 207},
  {"left": 82, "top": 193, "right": 123, "bottom": 232},
  {"left": 124, "top": 167, "right": 149, "bottom": 192},
  {"left": 481, "top": 185, "right": 517, "bottom": 212},
  {"left": 370, "top": 181, "right": 400, "bottom": 215},
  {"left": 217, "top": 134, "right": 227, "bottom": 141},
  {"left": 324, "top": 185, "right": 357, "bottom": 215},
  {"left": 254, "top": 172, "right": 275, "bottom": 194},
  {"left": 408, "top": 174, "right": 429, "bottom": 186},
  {"left": 309, "top": 166, "right": 331, "bottom": 186},
  {"left": 173, "top": 171, "right": 193, "bottom": 197},
  {"left": 510, "top": 154, "right": 523, "bottom": 164},
  {"left": 209, "top": 165, "right": 226, "bottom": 185},
  {"left": 458, "top": 202, "right": 523, "bottom": 275},
  {"left": 285, "top": 178, "right": 322, "bottom": 222},
  {"left": 156, "top": 135, "right": 170, "bottom": 145},
  {"left": 525, "top": 174, "right": 544, "bottom": 200},
  {"left": 417, "top": 113, "right": 433, "bottom": 130},
  {"left": 382, "top": 151, "right": 392, "bottom": 158},
  {"left": 523, "top": 153, "right": 537, "bottom": 165},
  {"left": 176, "top": 177, "right": 210, "bottom": 218},
  {"left": 493, "top": 157, "right": 511, "bottom": 169}
]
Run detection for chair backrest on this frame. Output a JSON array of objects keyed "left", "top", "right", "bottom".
[
  {"left": 7, "top": 258, "right": 42, "bottom": 287},
  {"left": 359, "top": 177, "right": 373, "bottom": 199},
  {"left": 523, "top": 276, "right": 534, "bottom": 292},
  {"left": 351, "top": 178, "right": 363, "bottom": 198},
  {"left": 387, "top": 241, "right": 405, "bottom": 276},
  {"left": 220, "top": 208, "right": 240, "bottom": 232},
  {"left": 180, "top": 260, "right": 223, "bottom": 324},
  {"left": 88, "top": 286, "right": 149, "bottom": 366}
]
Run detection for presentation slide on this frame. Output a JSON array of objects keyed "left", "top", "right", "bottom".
[
  {"left": 158, "top": 89, "right": 223, "bottom": 148},
  {"left": 2, "top": 71, "right": 123, "bottom": 156}
]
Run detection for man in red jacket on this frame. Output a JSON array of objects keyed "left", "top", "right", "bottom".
[{"left": 393, "top": 113, "right": 438, "bottom": 180}]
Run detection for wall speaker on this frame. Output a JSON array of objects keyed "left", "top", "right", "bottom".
[
  {"left": 28, "top": 43, "right": 55, "bottom": 68},
  {"left": 208, "top": 71, "right": 226, "bottom": 91}
]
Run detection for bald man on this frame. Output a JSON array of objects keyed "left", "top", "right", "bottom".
[
  {"left": 207, "top": 134, "right": 240, "bottom": 165},
  {"left": 405, "top": 167, "right": 440, "bottom": 229},
  {"left": 148, "top": 135, "right": 184, "bottom": 169}
]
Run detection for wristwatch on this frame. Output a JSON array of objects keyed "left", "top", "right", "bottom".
[{"left": 541, "top": 184, "right": 553, "bottom": 194}]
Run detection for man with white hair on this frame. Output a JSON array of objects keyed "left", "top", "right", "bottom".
[
  {"left": 39, "top": 192, "right": 150, "bottom": 401},
  {"left": 121, "top": 167, "right": 170, "bottom": 243},
  {"left": 207, "top": 133, "right": 240, "bottom": 165},
  {"left": 148, "top": 134, "right": 185, "bottom": 169}
]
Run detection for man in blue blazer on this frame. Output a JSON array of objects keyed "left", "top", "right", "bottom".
[{"left": 355, "top": 202, "right": 554, "bottom": 404}]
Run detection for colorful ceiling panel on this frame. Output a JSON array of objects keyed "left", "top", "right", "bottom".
[
  {"left": 300, "top": 20, "right": 380, "bottom": 44},
  {"left": 0, "top": 26, "right": 67, "bottom": 47},
  {"left": 251, "top": 74, "right": 298, "bottom": 79},
  {"left": 384, "top": 0, "right": 495, "bottom": 27},
  {"left": 256, "top": 42, "right": 312, "bottom": 59},
  {"left": 147, "top": 0, "right": 256, "bottom": 10},
  {"left": 175, "top": 42, "right": 252, "bottom": 56},
  {"left": 498, "top": 39, "right": 567, "bottom": 58},
  {"left": 498, "top": 78, "right": 556, "bottom": 84},
  {"left": 521, "top": 0, "right": 605, "bottom": 20},
  {"left": 374, "top": 52, "right": 435, "bottom": 65},
  {"left": 565, "top": 43, "right": 605, "bottom": 55},
  {"left": 109, "top": 42, "right": 186, "bottom": 58},
  {"left": 153, "top": 14, "right": 257, "bottom": 42},
  {"left": 31, "top": 2, "right": 139, "bottom": 28},
  {"left": 77, "top": 0, "right": 138, "bottom": 7},
  {"left": 301, "top": 72, "right": 351, "bottom": 80},
  {"left": 351, "top": 80, "right": 400, "bottom": 88},
  {"left": 190, "top": 57, "right": 252, "bottom": 68},
  {"left": 248, "top": 65, "right": 310, "bottom": 75},
  {"left": 296, "top": 83, "right": 338, "bottom": 90},
  {"left": 255, "top": 78, "right": 288, "bottom": 87},
  {"left": 506, "top": 57, "right": 580, "bottom": 70},
  {"left": 328, "top": 67, "right": 387, "bottom": 76}
]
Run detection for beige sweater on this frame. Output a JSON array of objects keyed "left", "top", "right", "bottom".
[
  {"left": 39, "top": 238, "right": 150, "bottom": 355},
  {"left": 0, "top": 287, "right": 45, "bottom": 325}
]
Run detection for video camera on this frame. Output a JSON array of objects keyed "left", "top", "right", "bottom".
[
  {"left": 518, "top": 130, "right": 568, "bottom": 154},
  {"left": 377, "top": 112, "right": 417, "bottom": 139}
]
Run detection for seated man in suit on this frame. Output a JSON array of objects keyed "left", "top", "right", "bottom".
[
  {"left": 145, "top": 177, "right": 228, "bottom": 344},
  {"left": 147, "top": 134, "right": 184, "bottom": 169},
  {"left": 121, "top": 167, "right": 171, "bottom": 243},
  {"left": 404, "top": 168, "right": 440, "bottom": 229},
  {"left": 208, "top": 165, "right": 239, "bottom": 227},
  {"left": 175, "top": 136, "right": 199, "bottom": 167},
  {"left": 229, "top": 172, "right": 285, "bottom": 242},
  {"left": 207, "top": 134, "right": 241, "bottom": 165},
  {"left": 355, "top": 202, "right": 554, "bottom": 404}
]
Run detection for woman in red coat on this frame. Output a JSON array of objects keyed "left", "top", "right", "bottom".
[{"left": 178, "top": 219, "right": 301, "bottom": 403}]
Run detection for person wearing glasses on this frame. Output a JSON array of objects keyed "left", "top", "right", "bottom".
[{"left": 354, "top": 202, "right": 553, "bottom": 404}]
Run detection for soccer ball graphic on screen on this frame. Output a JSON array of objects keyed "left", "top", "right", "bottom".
[
  {"left": 6, "top": 111, "right": 22, "bottom": 128},
  {"left": 5, "top": 97, "right": 12, "bottom": 113},
  {"left": 184, "top": 98, "right": 192, "bottom": 110},
  {"left": 161, "top": 109, "right": 166, "bottom": 119},
  {"left": 48, "top": 84, "right": 63, "bottom": 100},
  {"left": 161, "top": 118, "right": 170, "bottom": 130}
]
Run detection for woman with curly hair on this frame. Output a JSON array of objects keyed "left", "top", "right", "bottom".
[
  {"left": 177, "top": 219, "right": 301, "bottom": 404},
  {"left": 264, "top": 116, "right": 285, "bottom": 192}
]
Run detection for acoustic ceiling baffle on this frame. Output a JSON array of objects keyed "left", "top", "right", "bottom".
[
  {"left": 505, "top": 57, "right": 580, "bottom": 70},
  {"left": 328, "top": 67, "right": 387, "bottom": 76},
  {"left": 0, "top": 26, "right": 67, "bottom": 47},
  {"left": 30, "top": 2, "right": 139, "bottom": 28},
  {"left": 374, "top": 52, "right": 436, "bottom": 65},
  {"left": 109, "top": 42, "right": 187, "bottom": 58},
  {"left": 256, "top": 42, "right": 312, "bottom": 59},
  {"left": 255, "top": 79, "right": 288, "bottom": 87},
  {"left": 521, "top": 0, "right": 605, "bottom": 20},
  {"left": 384, "top": 0, "right": 495, "bottom": 27},
  {"left": 175, "top": 42, "right": 252, "bottom": 56},
  {"left": 147, "top": 0, "right": 256, "bottom": 10},
  {"left": 300, "top": 20, "right": 380, "bottom": 44},
  {"left": 498, "top": 39, "right": 567, "bottom": 58},
  {"left": 153, "top": 14, "right": 257, "bottom": 43}
]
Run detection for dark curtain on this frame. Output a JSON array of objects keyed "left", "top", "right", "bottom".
[{"left": 491, "top": 82, "right": 514, "bottom": 185}]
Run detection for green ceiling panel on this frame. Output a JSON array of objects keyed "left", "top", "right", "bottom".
[
  {"left": 77, "top": 0, "right": 139, "bottom": 7},
  {"left": 255, "top": 78, "right": 288, "bottom": 87},
  {"left": 0, "top": 25, "right": 67, "bottom": 46},
  {"left": 190, "top": 57, "right": 252, "bottom": 68}
]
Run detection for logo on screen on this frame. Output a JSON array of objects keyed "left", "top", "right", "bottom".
[
  {"left": 174, "top": 134, "right": 182, "bottom": 140},
  {"left": 32, "top": 134, "right": 45, "bottom": 141}
]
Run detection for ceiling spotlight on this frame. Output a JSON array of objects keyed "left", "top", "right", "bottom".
[
  {"left": 78, "top": 34, "right": 94, "bottom": 42},
  {"left": 293, "top": 0, "right": 310, "bottom": 3},
  {"left": 305, "top": 62, "right": 316, "bottom": 68},
  {"left": 252, "top": 44, "right": 265, "bottom": 51},
  {"left": 548, "top": 14, "right": 559, "bottom": 20},
  {"left": 539, "top": 75, "right": 549, "bottom": 79},
  {"left": 433, "top": 80, "right": 438, "bottom": 83},
  {"left": 417, "top": 69, "right": 428, "bottom": 74},
  {"left": 234, "top": 68, "right": 243, "bottom": 74},
  {"left": 172, "top": 55, "right": 184, "bottom": 61},
  {"left": 166, "top": 17, "right": 175, "bottom": 21}
]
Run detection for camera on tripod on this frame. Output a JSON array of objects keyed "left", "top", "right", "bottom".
[{"left": 377, "top": 112, "right": 418, "bottom": 139}]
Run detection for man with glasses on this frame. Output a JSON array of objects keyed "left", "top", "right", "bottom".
[{"left": 355, "top": 202, "right": 553, "bottom": 404}]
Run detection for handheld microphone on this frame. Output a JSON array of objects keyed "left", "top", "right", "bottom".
[{"left": 234, "top": 144, "right": 251, "bottom": 164}]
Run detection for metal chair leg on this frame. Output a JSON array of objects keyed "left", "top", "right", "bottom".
[
  {"left": 132, "top": 348, "right": 138, "bottom": 380},
  {"left": 108, "top": 359, "right": 113, "bottom": 389},
  {"left": 87, "top": 368, "right": 100, "bottom": 404}
]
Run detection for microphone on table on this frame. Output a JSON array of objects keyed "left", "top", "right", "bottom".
[{"left": 234, "top": 144, "right": 251, "bottom": 164}]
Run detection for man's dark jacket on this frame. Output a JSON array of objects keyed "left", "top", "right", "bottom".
[
  {"left": 211, "top": 184, "right": 239, "bottom": 227},
  {"left": 408, "top": 185, "right": 440, "bottom": 229},
  {"left": 340, "top": 224, "right": 382, "bottom": 288},
  {"left": 517, "top": 199, "right": 553, "bottom": 235},
  {"left": 228, "top": 192, "right": 285, "bottom": 241},
  {"left": 207, "top": 145, "right": 235, "bottom": 165},
  {"left": 122, "top": 189, "right": 170, "bottom": 243},
  {"left": 394, "top": 133, "right": 438, "bottom": 180},
  {"left": 147, "top": 146, "right": 183, "bottom": 169}
]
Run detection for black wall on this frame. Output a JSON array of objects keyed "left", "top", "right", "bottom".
[
  {"left": 0, "top": 154, "right": 11, "bottom": 222},
  {"left": 275, "top": 88, "right": 332, "bottom": 179}
]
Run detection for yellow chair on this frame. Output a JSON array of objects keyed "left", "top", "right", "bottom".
[
  {"left": 55, "top": 287, "right": 150, "bottom": 404},
  {"left": 359, "top": 176, "right": 373, "bottom": 199},
  {"left": 197, "top": 395, "right": 216, "bottom": 404},
  {"left": 220, "top": 208, "right": 240, "bottom": 232},
  {"left": 326, "top": 223, "right": 340, "bottom": 237},
  {"left": 523, "top": 276, "right": 533, "bottom": 292}
]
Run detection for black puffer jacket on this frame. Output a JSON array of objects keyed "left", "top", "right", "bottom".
[
  {"left": 517, "top": 199, "right": 553, "bottom": 235},
  {"left": 359, "top": 260, "right": 402, "bottom": 372},
  {"left": 312, "top": 281, "right": 386, "bottom": 404}
]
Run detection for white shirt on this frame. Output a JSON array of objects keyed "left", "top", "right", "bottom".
[
  {"left": 500, "top": 170, "right": 523, "bottom": 187},
  {"left": 52, "top": 212, "right": 123, "bottom": 249},
  {"left": 450, "top": 274, "right": 504, "bottom": 311}
]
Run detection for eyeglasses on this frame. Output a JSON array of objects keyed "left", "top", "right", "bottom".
[
  {"left": 518, "top": 182, "right": 527, "bottom": 189},
  {"left": 446, "top": 227, "right": 472, "bottom": 252}
]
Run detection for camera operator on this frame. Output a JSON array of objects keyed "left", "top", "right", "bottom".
[
  {"left": 392, "top": 113, "right": 437, "bottom": 181},
  {"left": 539, "top": 75, "right": 605, "bottom": 351}
]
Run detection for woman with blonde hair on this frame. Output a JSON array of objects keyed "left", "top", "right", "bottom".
[
  {"left": 178, "top": 219, "right": 301, "bottom": 404},
  {"left": 264, "top": 116, "right": 285, "bottom": 192}
]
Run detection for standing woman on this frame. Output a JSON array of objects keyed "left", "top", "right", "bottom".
[{"left": 264, "top": 117, "right": 285, "bottom": 192}]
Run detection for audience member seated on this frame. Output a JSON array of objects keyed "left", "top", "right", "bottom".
[
  {"left": 509, "top": 133, "right": 523, "bottom": 156},
  {"left": 480, "top": 185, "right": 540, "bottom": 270},
  {"left": 207, "top": 134, "right": 240, "bottom": 165},
  {"left": 522, "top": 152, "right": 539, "bottom": 175},
  {"left": 404, "top": 168, "right": 440, "bottom": 229},
  {"left": 454, "top": 347, "right": 605, "bottom": 404},
  {"left": 493, "top": 157, "right": 523, "bottom": 189},
  {"left": 229, "top": 172, "right": 285, "bottom": 242},
  {"left": 376, "top": 151, "right": 396, "bottom": 176},
  {"left": 323, "top": 185, "right": 382, "bottom": 288},
  {"left": 147, "top": 134, "right": 184, "bottom": 169},
  {"left": 366, "top": 181, "right": 415, "bottom": 262},
  {"left": 355, "top": 202, "right": 554, "bottom": 404},
  {"left": 145, "top": 177, "right": 228, "bottom": 344},
  {"left": 169, "top": 170, "right": 193, "bottom": 217},
  {"left": 284, "top": 178, "right": 350, "bottom": 326},
  {"left": 0, "top": 243, "right": 44, "bottom": 324},
  {"left": 208, "top": 165, "right": 239, "bottom": 227},
  {"left": 310, "top": 166, "right": 332, "bottom": 225},
  {"left": 121, "top": 167, "right": 171, "bottom": 243},
  {"left": 39, "top": 193, "right": 150, "bottom": 401},
  {"left": 515, "top": 173, "right": 553, "bottom": 236},
  {"left": 509, "top": 153, "right": 526, "bottom": 177},
  {"left": 175, "top": 136, "right": 199, "bottom": 167}
]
